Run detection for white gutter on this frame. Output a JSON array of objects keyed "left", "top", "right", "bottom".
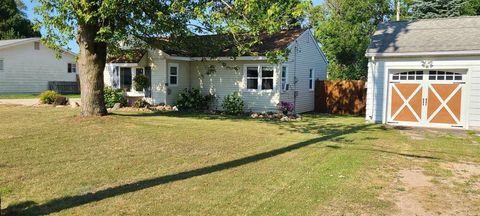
[
  {"left": 366, "top": 50, "right": 480, "bottom": 57},
  {"left": 164, "top": 55, "right": 268, "bottom": 61}
]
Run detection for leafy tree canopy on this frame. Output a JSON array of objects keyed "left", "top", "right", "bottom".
[
  {"left": 310, "top": 0, "right": 391, "bottom": 80},
  {"left": 411, "top": 0, "right": 471, "bottom": 19},
  {"left": 0, "top": 0, "right": 40, "bottom": 40}
]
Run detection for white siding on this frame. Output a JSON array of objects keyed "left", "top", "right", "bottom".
[
  {"left": 366, "top": 55, "right": 480, "bottom": 129},
  {"left": 280, "top": 30, "right": 328, "bottom": 113},
  {"left": 0, "top": 41, "right": 77, "bottom": 93},
  {"left": 189, "top": 60, "right": 281, "bottom": 112},
  {"left": 149, "top": 51, "right": 168, "bottom": 105}
]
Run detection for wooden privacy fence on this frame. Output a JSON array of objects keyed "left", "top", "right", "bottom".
[
  {"left": 314, "top": 80, "right": 366, "bottom": 115},
  {"left": 48, "top": 81, "right": 80, "bottom": 94}
]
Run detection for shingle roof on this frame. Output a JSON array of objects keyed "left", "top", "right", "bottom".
[
  {"left": 150, "top": 28, "right": 306, "bottom": 57},
  {"left": 366, "top": 16, "right": 480, "bottom": 56},
  {"left": 107, "top": 50, "right": 147, "bottom": 63}
]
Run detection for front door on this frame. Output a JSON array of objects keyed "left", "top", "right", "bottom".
[{"left": 387, "top": 70, "right": 466, "bottom": 128}]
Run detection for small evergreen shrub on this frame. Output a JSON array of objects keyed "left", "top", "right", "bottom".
[
  {"left": 104, "top": 86, "right": 127, "bottom": 108},
  {"left": 133, "top": 74, "right": 149, "bottom": 91},
  {"left": 222, "top": 92, "right": 244, "bottom": 115},
  {"left": 176, "top": 88, "right": 214, "bottom": 111},
  {"left": 39, "top": 90, "right": 60, "bottom": 104}
]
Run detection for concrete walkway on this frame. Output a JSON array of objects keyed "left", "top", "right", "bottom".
[{"left": 0, "top": 98, "right": 81, "bottom": 106}]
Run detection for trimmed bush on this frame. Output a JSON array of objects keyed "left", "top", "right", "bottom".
[
  {"left": 104, "top": 86, "right": 127, "bottom": 108},
  {"left": 176, "top": 88, "right": 215, "bottom": 111},
  {"left": 133, "top": 74, "right": 149, "bottom": 91},
  {"left": 39, "top": 90, "right": 60, "bottom": 104},
  {"left": 222, "top": 92, "right": 244, "bottom": 115}
]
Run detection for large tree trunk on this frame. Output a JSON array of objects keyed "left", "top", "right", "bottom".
[{"left": 77, "top": 24, "right": 108, "bottom": 116}]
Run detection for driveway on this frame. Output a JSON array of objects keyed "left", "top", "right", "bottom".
[{"left": 0, "top": 98, "right": 81, "bottom": 106}]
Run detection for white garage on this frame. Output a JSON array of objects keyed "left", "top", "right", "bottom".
[{"left": 365, "top": 16, "right": 480, "bottom": 129}]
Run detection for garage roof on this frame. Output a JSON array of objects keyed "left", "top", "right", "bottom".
[{"left": 366, "top": 16, "right": 480, "bottom": 57}]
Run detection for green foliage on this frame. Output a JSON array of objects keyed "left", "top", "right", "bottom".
[
  {"left": 133, "top": 74, "right": 149, "bottom": 91},
  {"left": 310, "top": 0, "right": 390, "bottom": 80},
  {"left": 103, "top": 87, "right": 126, "bottom": 108},
  {"left": 176, "top": 88, "right": 215, "bottom": 111},
  {"left": 39, "top": 90, "right": 60, "bottom": 104},
  {"left": 222, "top": 92, "right": 244, "bottom": 115},
  {"left": 0, "top": 0, "right": 40, "bottom": 39},
  {"left": 464, "top": 0, "right": 480, "bottom": 15},
  {"left": 411, "top": 0, "right": 471, "bottom": 19}
]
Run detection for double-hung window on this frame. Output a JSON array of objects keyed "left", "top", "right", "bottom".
[
  {"left": 261, "top": 66, "right": 274, "bottom": 90},
  {"left": 245, "top": 65, "right": 275, "bottom": 91},
  {"left": 309, "top": 68, "right": 314, "bottom": 91},
  {"left": 169, "top": 64, "right": 178, "bottom": 86},
  {"left": 246, "top": 67, "right": 259, "bottom": 90},
  {"left": 281, "top": 66, "right": 288, "bottom": 92},
  {"left": 68, "top": 63, "right": 76, "bottom": 73}
]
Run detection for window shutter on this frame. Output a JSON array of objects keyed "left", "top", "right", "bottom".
[
  {"left": 68, "top": 63, "right": 71, "bottom": 73},
  {"left": 0, "top": 60, "right": 3, "bottom": 71},
  {"left": 34, "top": 42, "right": 40, "bottom": 50}
]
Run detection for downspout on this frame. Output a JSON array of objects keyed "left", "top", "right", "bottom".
[
  {"left": 369, "top": 56, "right": 376, "bottom": 122},
  {"left": 293, "top": 40, "right": 298, "bottom": 114}
]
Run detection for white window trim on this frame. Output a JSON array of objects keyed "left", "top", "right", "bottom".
[
  {"left": 168, "top": 63, "right": 179, "bottom": 86},
  {"left": 309, "top": 68, "right": 315, "bottom": 91},
  {"left": 281, "top": 65, "right": 288, "bottom": 92},
  {"left": 243, "top": 64, "right": 275, "bottom": 92}
]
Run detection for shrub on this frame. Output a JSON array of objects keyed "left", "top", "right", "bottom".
[
  {"left": 104, "top": 86, "right": 127, "bottom": 108},
  {"left": 133, "top": 74, "right": 149, "bottom": 91},
  {"left": 133, "top": 99, "right": 151, "bottom": 108},
  {"left": 222, "top": 92, "right": 244, "bottom": 115},
  {"left": 39, "top": 90, "right": 60, "bottom": 104},
  {"left": 277, "top": 101, "right": 294, "bottom": 115},
  {"left": 176, "top": 88, "right": 214, "bottom": 111}
]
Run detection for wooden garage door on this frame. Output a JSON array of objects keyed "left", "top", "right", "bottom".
[{"left": 388, "top": 70, "right": 465, "bottom": 128}]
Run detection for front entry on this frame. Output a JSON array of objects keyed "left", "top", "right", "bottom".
[{"left": 387, "top": 70, "right": 466, "bottom": 128}]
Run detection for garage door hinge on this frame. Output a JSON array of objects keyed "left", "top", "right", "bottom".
[
  {"left": 451, "top": 125, "right": 464, "bottom": 128},
  {"left": 387, "top": 121, "right": 399, "bottom": 124}
]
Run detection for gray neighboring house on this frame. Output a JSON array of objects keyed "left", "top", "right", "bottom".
[
  {"left": 365, "top": 16, "right": 480, "bottom": 129},
  {"left": 0, "top": 38, "right": 78, "bottom": 94},
  {"left": 103, "top": 28, "right": 328, "bottom": 113}
]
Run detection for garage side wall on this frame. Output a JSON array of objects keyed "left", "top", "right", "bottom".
[{"left": 366, "top": 60, "right": 386, "bottom": 123}]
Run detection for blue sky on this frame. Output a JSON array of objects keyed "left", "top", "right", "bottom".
[{"left": 24, "top": 0, "right": 323, "bottom": 54}]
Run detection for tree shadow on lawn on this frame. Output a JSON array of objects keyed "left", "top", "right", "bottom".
[{"left": 4, "top": 123, "right": 373, "bottom": 215}]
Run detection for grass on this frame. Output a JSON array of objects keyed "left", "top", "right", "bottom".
[
  {"left": 0, "top": 93, "right": 80, "bottom": 99},
  {"left": 0, "top": 106, "right": 479, "bottom": 215}
]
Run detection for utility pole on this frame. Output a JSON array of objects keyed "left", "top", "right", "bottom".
[{"left": 396, "top": 0, "right": 401, "bottom": 21}]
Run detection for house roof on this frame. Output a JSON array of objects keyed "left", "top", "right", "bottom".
[
  {"left": 366, "top": 16, "right": 480, "bottom": 57},
  {"left": 0, "top": 38, "right": 40, "bottom": 49},
  {"left": 107, "top": 50, "right": 147, "bottom": 63},
  {"left": 0, "top": 37, "right": 78, "bottom": 57},
  {"left": 107, "top": 28, "right": 307, "bottom": 63}
]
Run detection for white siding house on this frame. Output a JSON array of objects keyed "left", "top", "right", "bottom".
[
  {"left": 0, "top": 38, "right": 78, "bottom": 94},
  {"left": 104, "top": 29, "right": 327, "bottom": 113},
  {"left": 366, "top": 16, "right": 480, "bottom": 129}
]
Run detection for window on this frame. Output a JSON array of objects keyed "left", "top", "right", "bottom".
[
  {"left": 34, "top": 42, "right": 40, "bottom": 50},
  {"left": 120, "top": 67, "right": 132, "bottom": 91},
  {"left": 309, "top": 68, "right": 314, "bottom": 90},
  {"left": 281, "top": 66, "right": 288, "bottom": 92},
  {"left": 0, "top": 59, "right": 3, "bottom": 71},
  {"left": 246, "top": 67, "right": 258, "bottom": 90},
  {"left": 428, "top": 71, "right": 464, "bottom": 81},
  {"left": 392, "top": 71, "right": 423, "bottom": 81},
  {"left": 169, "top": 64, "right": 178, "bottom": 86},
  {"left": 67, "top": 63, "right": 76, "bottom": 73},
  {"left": 261, "top": 66, "right": 274, "bottom": 90}
]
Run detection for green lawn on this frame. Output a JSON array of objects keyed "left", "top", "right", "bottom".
[
  {"left": 0, "top": 93, "right": 80, "bottom": 99},
  {"left": 1, "top": 106, "right": 479, "bottom": 215}
]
